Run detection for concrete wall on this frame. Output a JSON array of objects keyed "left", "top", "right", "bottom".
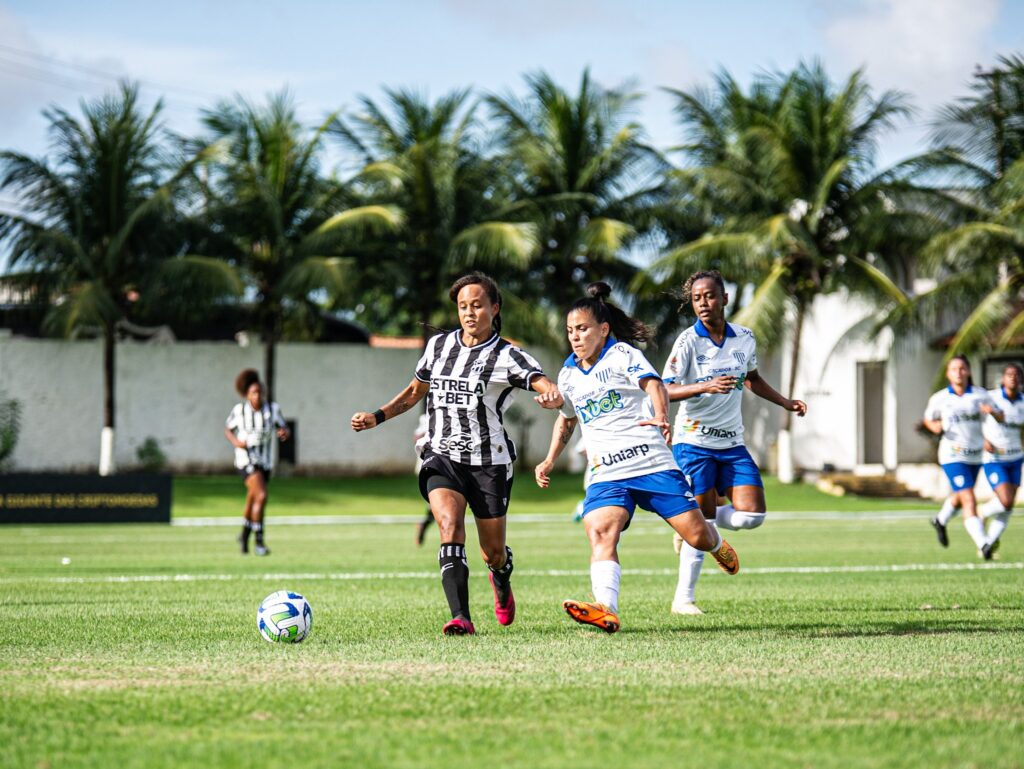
[{"left": 0, "top": 337, "right": 565, "bottom": 474}]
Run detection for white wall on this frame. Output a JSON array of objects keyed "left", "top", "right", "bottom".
[{"left": 0, "top": 338, "right": 566, "bottom": 474}]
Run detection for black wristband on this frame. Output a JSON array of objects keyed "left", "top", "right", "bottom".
[{"left": 372, "top": 409, "right": 386, "bottom": 425}]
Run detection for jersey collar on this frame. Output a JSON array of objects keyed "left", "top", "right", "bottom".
[
  {"left": 1002, "top": 386, "right": 1022, "bottom": 403},
  {"left": 564, "top": 336, "right": 617, "bottom": 374},
  {"left": 946, "top": 384, "right": 970, "bottom": 397},
  {"left": 694, "top": 319, "right": 736, "bottom": 348},
  {"left": 456, "top": 330, "right": 500, "bottom": 350}
]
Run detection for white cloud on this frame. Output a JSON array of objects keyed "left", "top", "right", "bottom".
[{"left": 823, "top": 0, "right": 1000, "bottom": 109}]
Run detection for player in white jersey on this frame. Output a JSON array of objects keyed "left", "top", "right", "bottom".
[
  {"left": 924, "top": 355, "right": 1004, "bottom": 553},
  {"left": 534, "top": 282, "right": 738, "bottom": 634},
  {"left": 978, "top": 363, "right": 1023, "bottom": 558},
  {"left": 352, "top": 273, "right": 563, "bottom": 636},
  {"left": 223, "top": 369, "right": 289, "bottom": 556},
  {"left": 664, "top": 271, "right": 806, "bottom": 615}
]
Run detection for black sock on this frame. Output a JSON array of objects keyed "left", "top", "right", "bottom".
[
  {"left": 489, "top": 546, "right": 514, "bottom": 605},
  {"left": 253, "top": 521, "right": 264, "bottom": 546},
  {"left": 240, "top": 521, "right": 252, "bottom": 541},
  {"left": 438, "top": 542, "right": 470, "bottom": 621}
]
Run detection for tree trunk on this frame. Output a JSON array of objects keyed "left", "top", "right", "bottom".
[
  {"left": 777, "top": 301, "right": 806, "bottom": 484},
  {"left": 264, "top": 336, "right": 276, "bottom": 403},
  {"left": 99, "top": 323, "right": 116, "bottom": 476}
]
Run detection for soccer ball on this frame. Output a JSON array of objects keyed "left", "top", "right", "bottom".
[{"left": 257, "top": 590, "right": 313, "bottom": 643}]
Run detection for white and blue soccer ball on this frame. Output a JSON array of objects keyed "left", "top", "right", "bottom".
[{"left": 257, "top": 590, "right": 313, "bottom": 643}]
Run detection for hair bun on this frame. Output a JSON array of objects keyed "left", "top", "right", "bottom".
[{"left": 586, "top": 281, "right": 612, "bottom": 301}]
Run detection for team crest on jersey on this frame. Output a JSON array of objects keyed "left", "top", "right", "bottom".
[
  {"left": 596, "top": 369, "right": 611, "bottom": 384},
  {"left": 470, "top": 359, "right": 487, "bottom": 374},
  {"left": 733, "top": 351, "right": 746, "bottom": 365}
]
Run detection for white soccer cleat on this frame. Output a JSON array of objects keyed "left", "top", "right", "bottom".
[{"left": 670, "top": 600, "right": 704, "bottom": 616}]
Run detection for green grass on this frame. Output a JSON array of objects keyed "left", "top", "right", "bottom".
[
  {"left": 172, "top": 472, "right": 932, "bottom": 518},
  {"left": 1, "top": 476, "right": 1021, "bottom": 769}
]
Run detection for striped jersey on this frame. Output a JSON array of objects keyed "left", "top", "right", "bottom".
[
  {"left": 225, "top": 401, "right": 286, "bottom": 470},
  {"left": 924, "top": 385, "right": 997, "bottom": 465},
  {"left": 983, "top": 387, "right": 1024, "bottom": 463},
  {"left": 558, "top": 338, "right": 678, "bottom": 483},
  {"left": 662, "top": 320, "right": 758, "bottom": 449},
  {"left": 414, "top": 330, "right": 545, "bottom": 466}
]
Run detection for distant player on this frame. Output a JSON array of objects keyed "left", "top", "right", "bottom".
[
  {"left": 663, "top": 270, "right": 806, "bottom": 615},
  {"left": 534, "top": 282, "right": 737, "bottom": 634},
  {"left": 224, "top": 369, "right": 289, "bottom": 556},
  {"left": 352, "top": 272, "right": 563, "bottom": 636},
  {"left": 925, "top": 355, "right": 1004, "bottom": 554},
  {"left": 978, "top": 363, "right": 1023, "bottom": 558}
]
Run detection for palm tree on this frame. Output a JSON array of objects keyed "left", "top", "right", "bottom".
[
  {"left": 638, "top": 62, "right": 915, "bottom": 480},
  {"left": 486, "top": 70, "right": 667, "bottom": 312},
  {"left": 0, "top": 83, "right": 236, "bottom": 474},
  {"left": 330, "top": 87, "right": 539, "bottom": 345},
  {"left": 881, "top": 56, "right": 1024, "bottom": 374},
  {"left": 199, "top": 91, "right": 403, "bottom": 396}
]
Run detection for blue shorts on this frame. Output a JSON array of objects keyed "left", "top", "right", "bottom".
[
  {"left": 941, "top": 462, "right": 981, "bottom": 492},
  {"left": 582, "top": 469, "right": 699, "bottom": 528},
  {"left": 983, "top": 459, "right": 1022, "bottom": 489},
  {"left": 672, "top": 443, "right": 764, "bottom": 497}
]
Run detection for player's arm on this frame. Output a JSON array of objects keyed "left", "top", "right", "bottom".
[
  {"left": 665, "top": 377, "right": 737, "bottom": 401},
  {"left": 980, "top": 401, "right": 1005, "bottom": 423},
  {"left": 535, "top": 414, "right": 578, "bottom": 488},
  {"left": 745, "top": 369, "right": 807, "bottom": 416},
  {"left": 638, "top": 376, "right": 671, "bottom": 443},
  {"left": 530, "top": 375, "right": 564, "bottom": 410},
  {"left": 351, "top": 378, "right": 430, "bottom": 431},
  {"left": 223, "top": 426, "right": 247, "bottom": 449},
  {"left": 921, "top": 416, "right": 943, "bottom": 435}
]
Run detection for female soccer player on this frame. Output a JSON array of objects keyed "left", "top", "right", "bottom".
[
  {"left": 925, "top": 355, "right": 1004, "bottom": 553},
  {"left": 534, "top": 282, "right": 738, "bottom": 634},
  {"left": 352, "top": 273, "right": 563, "bottom": 636},
  {"left": 978, "top": 363, "right": 1023, "bottom": 558},
  {"left": 663, "top": 270, "right": 806, "bottom": 615},
  {"left": 224, "top": 369, "right": 289, "bottom": 556}
]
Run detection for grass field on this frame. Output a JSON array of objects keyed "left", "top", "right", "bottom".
[{"left": 1, "top": 474, "right": 1022, "bottom": 769}]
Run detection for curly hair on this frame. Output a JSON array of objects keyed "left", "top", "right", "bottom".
[
  {"left": 680, "top": 269, "right": 726, "bottom": 309},
  {"left": 235, "top": 368, "right": 260, "bottom": 397},
  {"left": 569, "top": 281, "right": 654, "bottom": 347}
]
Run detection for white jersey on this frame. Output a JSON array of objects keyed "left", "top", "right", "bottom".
[
  {"left": 662, "top": 320, "right": 758, "bottom": 449},
  {"left": 558, "top": 339, "right": 679, "bottom": 484},
  {"left": 414, "top": 330, "right": 544, "bottom": 466},
  {"left": 924, "top": 385, "right": 997, "bottom": 465},
  {"left": 225, "top": 401, "right": 286, "bottom": 470},
  {"left": 983, "top": 387, "right": 1024, "bottom": 463}
]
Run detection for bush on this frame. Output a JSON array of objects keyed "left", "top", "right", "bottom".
[
  {"left": 136, "top": 436, "right": 167, "bottom": 472},
  {"left": 0, "top": 394, "right": 20, "bottom": 469}
]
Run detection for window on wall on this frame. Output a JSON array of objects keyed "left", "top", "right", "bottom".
[{"left": 982, "top": 355, "right": 1024, "bottom": 389}]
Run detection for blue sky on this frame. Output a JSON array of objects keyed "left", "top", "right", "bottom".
[{"left": 1, "top": 0, "right": 1022, "bottom": 198}]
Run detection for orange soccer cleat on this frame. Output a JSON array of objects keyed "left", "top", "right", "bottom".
[
  {"left": 562, "top": 599, "right": 620, "bottom": 634},
  {"left": 711, "top": 538, "right": 739, "bottom": 575}
]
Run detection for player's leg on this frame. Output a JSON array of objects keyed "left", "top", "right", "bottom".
[
  {"left": 933, "top": 464, "right": 971, "bottom": 547},
  {"left": 563, "top": 504, "right": 629, "bottom": 633},
  {"left": 466, "top": 463, "right": 516, "bottom": 625},
  {"left": 428, "top": 486, "right": 474, "bottom": 634},
  {"left": 239, "top": 472, "right": 255, "bottom": 553},
  {"left": 980, "top": 461, "right": 1018, "bottom": 559},
  {"left": 955, "top": 466, "right": 986, "bottom": 553},
  {"left": 415, "top": 508, "right": 433, "bottom": 546},
  {"left": 714, "top": 446, "right": 767, "bottom": 530},
  {"left": 247, "top": 470, "right": 270, "bottom": 555}
]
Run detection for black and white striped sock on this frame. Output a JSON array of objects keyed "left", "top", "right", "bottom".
[{"left": 438, "top": 542, "right": 470, "bottom": 621}]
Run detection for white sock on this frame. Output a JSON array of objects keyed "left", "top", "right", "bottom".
[
  {"left": 980, "top": 497, "right": 1010, "bottom": 518},
  {"left": 936, "top": 498, "right": 960, "bottom": 525},
  {"left": 707, "top": 521, "right": 723, "bottom": 553},
  {"left": 590, "top": 560, "right": 621, "bottom": 613},
  {"left": 987, "top": 512, "right": 1012, "bottom": 544},
  {"left": 674, "top": 543, "right": 704, "bottom": 604},
  {"left": 964, "top": 516, "right": 987, "bottom": 549},
  {"left": 716, "top": 504, "right": 766, "bottom": 530}
]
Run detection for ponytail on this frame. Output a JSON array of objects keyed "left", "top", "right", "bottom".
[{"left": 570, "top": 282, "right": 653, "bottom": 347}]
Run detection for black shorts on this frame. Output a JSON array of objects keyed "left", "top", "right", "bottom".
[
  {"left": 418, "top": 449, "right": 514, "bottom": 519},
  {"left": 239, "top": 465, "right": 271, "bottom": 483}
]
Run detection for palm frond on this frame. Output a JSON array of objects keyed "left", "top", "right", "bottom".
[
  {"left": 733, "top": 260, "right": 791, "bottom": 350},
  {"left": 449, "top": 222, "right": 539, "bottom": 269}
]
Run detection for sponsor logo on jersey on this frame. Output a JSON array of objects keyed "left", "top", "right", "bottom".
[
  {"left": 595, "top": 443, "right": 651, "bottom": 468},
  {"left": 680, "top": 419, "right": 738, "bottom": 439},
  {"left": 438, "top": 436, "right": 475, "bottom": 453},
  {"left": 626, "top": 364, "right": 642, "bottom": 373},
  {"left": 576, "top": 390, "right": 624, "bottom": 424},
  {"left": 696, "top": 354, "right": 710, "bottom": 363},
  {"left": 431, "top": 377, "right": 484, "bottom": 406}
]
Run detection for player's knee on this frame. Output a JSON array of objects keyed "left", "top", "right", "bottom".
[
  {"left": 254, "top": 489, "right": 267, "bottom": 506},
  {"left": 731, "top": 511, "right": 766, "bottom": 529}
]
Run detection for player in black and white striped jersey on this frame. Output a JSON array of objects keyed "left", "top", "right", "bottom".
[
  {"left": 352, "top": 272, "right": 563, "bottom": 636},
  {"left": 224, "top": 369, "right": 289, "bottom": 556}
]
